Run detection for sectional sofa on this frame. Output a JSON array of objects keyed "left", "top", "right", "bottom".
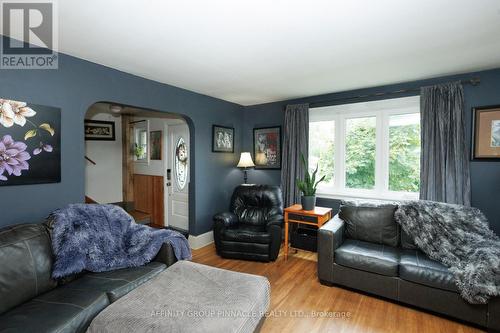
[{"left": 0, "top": 223, "right": 177, "bottom": 333}]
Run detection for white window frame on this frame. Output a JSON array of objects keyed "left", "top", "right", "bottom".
[{"left": 309, "top": 96, "right": 420, "bottom": 201}]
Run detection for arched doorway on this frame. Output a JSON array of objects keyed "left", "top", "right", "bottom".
[{"left": 84, "top": 102, "right": 192, "bottom": 234}]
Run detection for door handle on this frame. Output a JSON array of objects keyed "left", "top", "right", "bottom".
[{"left": 166, "top": 182, "right": 171, "bottom": 186}]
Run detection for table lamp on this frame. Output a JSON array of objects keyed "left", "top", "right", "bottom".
[{"left": 237, "top": 152, "right": 255, "bottom": 184}]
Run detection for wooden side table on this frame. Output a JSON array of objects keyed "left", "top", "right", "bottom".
[{"left": 284, "top": 204, "right": 333, "bottom": 260}]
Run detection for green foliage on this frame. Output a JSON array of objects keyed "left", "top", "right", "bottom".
[
  {"left": 317, "top": 138, "right": 334, "bottom": 183},
  {"left": 311, "top": 120, "right": 420, "bottom": 193},
  {"left": 296, "top": 153, "right": 326, "bottom": 196},
  {"left": 389, "top": 123, "right": 420, "bottom": 192},
  {"left": 309, "top": 121, "right": 335, "bottom": 184},
  {"left": 345, "top": 119, "right": 376, "bottom": 189},
  {"left": 134, "top": 144, "right": 146, "bottom": 159}
]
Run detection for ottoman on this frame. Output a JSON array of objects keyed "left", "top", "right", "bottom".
[{"left": 87, "top": 261, "right": 270, "bottom": 333}]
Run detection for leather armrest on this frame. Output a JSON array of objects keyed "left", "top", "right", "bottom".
[
  {"left": 153, "top": 242, "right": 177, "bottom": 267},
  {"left": 213, "top": 212, "right": 238, "bottom": 255},
  {"left": 317, "top": 214, "right": 345, "bottom": 283},
  {"left": 266, "top": 215, "right": 283, "bottom": 229},
  {"left": 266, "top": 214, "right": 283, "bottom": 261},
  {"left": 213, "top": 212, "right": 239, "bottom": 228},
  {"left": 267, "top": 223, "right": 282, "bottom": 261},
  {"left": 488, "top": 297, "right": 500, "bottom": 331}
]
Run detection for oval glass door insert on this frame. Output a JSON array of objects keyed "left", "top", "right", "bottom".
[{"left": 175, "top": 137, "right": 188, "bottom": 190}]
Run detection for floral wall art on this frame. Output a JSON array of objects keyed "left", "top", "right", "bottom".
[{"left": 0, "top": 98, "right": 61, "bottom": 186}]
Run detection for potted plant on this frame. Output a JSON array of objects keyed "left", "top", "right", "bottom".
[
  {"left": 296, "top": 153, "right": 325, "bottom": 211},
  {"left": 134, "top": 144, "right": 146, "bottom": 160}
]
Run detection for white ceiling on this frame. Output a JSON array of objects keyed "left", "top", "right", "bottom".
[{"left": 4, "top": 0, "right": 500, "bottom": 105}]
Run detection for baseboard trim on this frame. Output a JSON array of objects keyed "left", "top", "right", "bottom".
[{"left": 188, "top": 230, "right": 214, "bottom": 250}]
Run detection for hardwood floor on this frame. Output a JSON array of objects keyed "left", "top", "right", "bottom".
[{"left": 192, "top": 245, "right": 484, "bottom": 333}]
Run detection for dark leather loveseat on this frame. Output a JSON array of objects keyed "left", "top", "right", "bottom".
[
  {"left": 318, "top": 201, "right": 500, "bottom": 332},
  {"left": 0, "top": 223, "right": 177, "bottom": 333},
  {"left": 213, "top": 185, "right": 283, "bottom": 262}
]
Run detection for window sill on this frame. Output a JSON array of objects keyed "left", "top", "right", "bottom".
[{"left": 316, "top": 191, "right": 419, "bottom": 202}]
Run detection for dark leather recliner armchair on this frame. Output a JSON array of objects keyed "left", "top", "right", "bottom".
[{"left": 213, "top": 185, "right": 283, "bottom": 262}]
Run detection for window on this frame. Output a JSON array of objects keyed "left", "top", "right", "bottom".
[
  {"left": 388, "top": 113, "right": 420, "bottom": 192},
  {"left": 345, "top": 116, "right": 376, "bottom": 189},
  {"left": 133, "top": 120, "right": 149, "bottom": 163},
  {"left": 309, "top": 96, "right": 420, "bottom": 200},
  {"left": 309, "top": 121, "right": 335, "bottom": 188}
]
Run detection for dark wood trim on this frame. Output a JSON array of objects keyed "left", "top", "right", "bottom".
[
  {"left": 122, "top": 115, "right": 134, "bottom": 203},
  {"left": 471, "top": 104, "right": 500, "bottom": 161}
]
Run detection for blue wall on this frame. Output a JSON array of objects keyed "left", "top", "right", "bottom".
[
  {"left": 242, "top": 68, "right": 500, "bottom": 235},
  {"left": 0, "top": 37, "right": 243, "bottom": 235},
  {"left": 2, "top": 33, "right": 500, "bottom": 236}
]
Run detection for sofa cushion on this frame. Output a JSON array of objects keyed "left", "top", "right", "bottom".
[
  {"left": 62, "top": 262, "right": 166, "bottom": 302},
  {"left": 399, "top": 250, "right": 457, "bottom": 292},
  {"left": 0, "top": 224, "right": 57, "bottom": 315},
  {"left": 335, "top": 239, "right": 400, "bottom": 277},
  {"left": 0, "top": 288, "right": 109, "bottom": 333},
  {"left": 339, "top": 201, "right": 400, "bottom": 247},
  {"left": 222, "top": 225, "right": 270, "bottom": 244}
]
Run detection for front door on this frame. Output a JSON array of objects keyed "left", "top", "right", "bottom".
[{"left": 167, "top": 124, "right": 189, "bottom": 231}]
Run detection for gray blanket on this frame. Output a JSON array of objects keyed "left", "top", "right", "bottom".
[
  {"left": 50, "top": 204, "right": 191, "bottom": 278},
  {"left": 395, "top": 200, "right": 500, "bottom": 304}
]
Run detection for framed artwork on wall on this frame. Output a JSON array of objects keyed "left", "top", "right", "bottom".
[
  {"left": 150, "top": 130, "right": 162, "bottom": 160},
  {"left": 84, "top": 119, "right": 115, "bottom": 141},
  {"left": 212, "top": 125, "right": 234, "bottom": 153},
  {"left": 253, "top": 126, "right": 281, "bottom": 169},
  {"left": 472, "top": 105, "right": 500, "bottom": 160},
  {"left": 0, "top": 98, "right": 61, "bottom": 186}
]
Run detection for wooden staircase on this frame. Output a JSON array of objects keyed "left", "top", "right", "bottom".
[
  {"left": 85, "top": 196, "right": 97, "bottom": 204},
  {"left": 84, "top": 196, "right": 152, "bottom": 225}
]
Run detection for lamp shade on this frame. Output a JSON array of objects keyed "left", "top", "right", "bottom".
[{"left": 237, "top": 152, "right": 255, "bottom": 168}]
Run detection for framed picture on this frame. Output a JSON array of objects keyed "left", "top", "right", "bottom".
[
  {"left": 472, "top": 105, "right": 500, "bottom": 160},
  {"left": 0, "top": 98, "right": 61, "bottom": 186},
  {"left": 212, "top": 125, "right": 234, "bottom": 153},
  {"left": 84, "top": 120, "right": 115, "bottom": 141},
  {"left": 150, "top": 130, "right": 162, "bottom": 160},
  {"left": 253, "top": 126, "right": 281, "bottom": 169}
]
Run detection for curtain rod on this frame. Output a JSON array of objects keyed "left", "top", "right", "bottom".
[{"left": 309, "top": 77, "right": 480, "bottom": 108}]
